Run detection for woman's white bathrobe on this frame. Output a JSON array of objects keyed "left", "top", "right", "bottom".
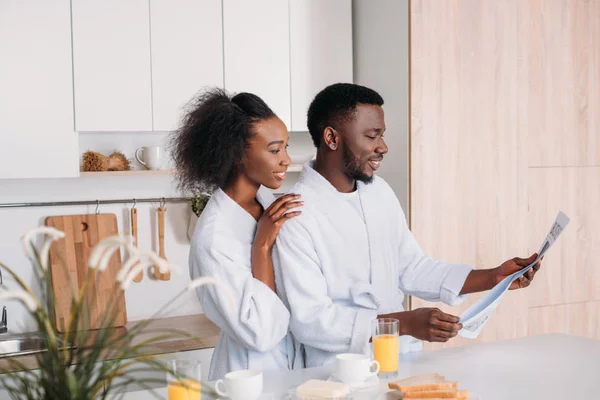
[
  {"left": 190, "top": 187, "right": 301, "bottom": 380},
  {"left": 273, "top": 162, "right": 474, "bottom": 368}
]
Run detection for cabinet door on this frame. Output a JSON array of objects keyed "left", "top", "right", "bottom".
[
  {"left": 290, "top": 0, "right": 353, "bottom": 132},
  {"left": 150, "top": 0, "right": 224, "bottom": 132},
  {"left": 0, "top": 0, "right": 78, "bottom": 179},
  {"left": 223, "top": 0, "right": 291, "bottom": 128},
  {"left": 72, "top": 0, "right": 152, "bottom": 131}
]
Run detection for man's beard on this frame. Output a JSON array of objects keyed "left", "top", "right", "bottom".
[{"left": 342, "top": 142, "right": 374, "bottom": 184}]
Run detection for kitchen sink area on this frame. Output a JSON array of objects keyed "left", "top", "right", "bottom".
[{"left": 0, "top": 333, "right": 74, "bottom": 359}]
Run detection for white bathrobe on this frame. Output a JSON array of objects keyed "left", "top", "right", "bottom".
[
  {"left": 190, "top": 187, "right": 301, "bottom": 380},
  {"left": 273, "top": 162, "right": 473, "bottom": 368}
]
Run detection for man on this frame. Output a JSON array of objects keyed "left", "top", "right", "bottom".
[{"left": 273, "top": 83, "right": 541, "bottom": 368}]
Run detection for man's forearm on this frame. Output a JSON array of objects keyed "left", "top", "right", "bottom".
[{"left": 459, "top": 268, "right": 497, "bottom": 295}]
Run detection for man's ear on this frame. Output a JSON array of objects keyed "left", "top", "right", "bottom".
[{"left": 323, "top": 127, "right": 339, "bottom": 151}]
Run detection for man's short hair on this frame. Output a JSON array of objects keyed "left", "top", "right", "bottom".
[{"left": 306, "top": 83, "right": 384, "bottom": 148}]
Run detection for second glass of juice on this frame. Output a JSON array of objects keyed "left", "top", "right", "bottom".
[
  {"left": 168, "top": 359, "right": 202, "bottom": 400},
  {"left": 372, "top": 318, "right": 400, "bottom": 379}
]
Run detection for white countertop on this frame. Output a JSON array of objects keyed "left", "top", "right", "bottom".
[{"left": 115, "top": 334, "right": 600, "bottom": 400}]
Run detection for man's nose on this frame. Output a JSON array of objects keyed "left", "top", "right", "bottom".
[{"left": 377, "top": 138, "right": 388, "bottom": 154}]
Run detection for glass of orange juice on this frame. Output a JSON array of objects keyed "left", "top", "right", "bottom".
[
  {"left": 167, "top": 359, "right": 202, "bottom": 400},
  {"left": 372, "top": 318, "right": 400, "bottom": 379}
]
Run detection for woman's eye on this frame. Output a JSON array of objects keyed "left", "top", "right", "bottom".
[
  {"left": 270, "top": 150, "right": 280, "bottom": 154},
  {"left": 367, "top": 136, "right": 376, "bottom": 140}
]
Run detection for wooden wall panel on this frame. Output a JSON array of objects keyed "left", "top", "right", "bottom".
[
  {"left": 527, "top": 168, "right": 600, "bottom": 307},
  {"left": 410, "top": 0, "right": 528, "bottom": 349},
  {"left": 529, "top": 301, "right": 600, "bottom": 339},
  {"left": 522, "top": 0, "right": 600, "bottom": 167},
  {"left": 410, "top": 0, "right": 599, "bottom": 349}
]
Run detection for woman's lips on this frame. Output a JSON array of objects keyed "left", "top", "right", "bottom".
[{"left": 274, "top": 171, "right": 286, "bottom": 180}]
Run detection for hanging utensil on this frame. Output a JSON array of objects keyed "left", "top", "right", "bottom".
[
  {"left": 131, "top": 200, "right": 143, "bottom": 282},
  {"left": 155, "top": 199, "right": 170, "bottom": 281}
]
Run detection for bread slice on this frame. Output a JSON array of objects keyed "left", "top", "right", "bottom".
[
  {"left": 402, "top": 389, "right": 469, "bottom": 399},
  {"left": 388, "top": 373, "right": 458, "bottom": 393},
  {"left": 296, "top": 379, "right": 350, "bottom": 398}
]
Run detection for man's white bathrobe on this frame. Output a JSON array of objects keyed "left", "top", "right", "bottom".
[
  {"left": 273, "top": 162, "right": 473, "bottom": 368},
  {"left": 190, "top": 187, "right": 301, "bottom": 380}
]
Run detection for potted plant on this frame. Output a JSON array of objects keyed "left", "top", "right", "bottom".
[{"left": 0, "top": 226, "right": 234, "bottom": 399}]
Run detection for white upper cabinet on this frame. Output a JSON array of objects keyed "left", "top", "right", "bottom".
[
  {"left": 72, "top": 0, "right": 153, "bottom": 132},
  {"left": 0, "top": 0, "right": 78, "bottom": 179},
  {"left": 150, "top": 0, "right": 224, "bottom": 132},
  {"left": 223, "top": 0, "right": 291, "bottom": 129},
  {"left": 290, "top": 0, "right": 353, "bottom": 132}
]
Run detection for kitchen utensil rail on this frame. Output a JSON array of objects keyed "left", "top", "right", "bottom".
[{"left": 0, "top": 197, "right": 191, "bottom": 209}]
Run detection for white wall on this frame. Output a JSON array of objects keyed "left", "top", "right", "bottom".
[
  {"left": 352, "top": 0, "right": 409, "bottom": 211},
  {"left": 0, "top": 131, "right": 309, "bottom": 334}
]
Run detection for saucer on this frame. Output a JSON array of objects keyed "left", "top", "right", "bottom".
[{"left": 327, "top": 373, "right": 379, "bottom": 391}]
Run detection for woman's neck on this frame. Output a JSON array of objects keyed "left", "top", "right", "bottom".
[{"left": 223, "top": 176, "right": 262, "bottom": 219}]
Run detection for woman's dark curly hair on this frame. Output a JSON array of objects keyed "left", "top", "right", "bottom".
[{"left": 169, "top": 87, "right": 276, "bottom": 193}]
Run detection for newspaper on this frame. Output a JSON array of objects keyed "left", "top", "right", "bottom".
[{"left": 458, "top": 211, "right": 571, "bottom": 339}]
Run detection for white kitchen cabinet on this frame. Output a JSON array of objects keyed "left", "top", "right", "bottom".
[
  {"left": 289, "top": 0, "right": 353, "bottom": 132},
  {"left": 0, "top": 0, "right": 78, "bottom": 179},
  {"left": 150, "top": 0, "right": 224, "bottom": 132},
  {"left": 223, "top": 0, "right": 291, "bottom": 128},
  {"left": 71, "top": 0, "right": 153, "bottom": 132}
]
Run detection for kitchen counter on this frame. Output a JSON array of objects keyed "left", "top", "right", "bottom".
[
  {"left": 0, "top": 314, "right": 219, "bottom": 373},
  {"left": 114, "top": 333, "right": 600, "bottom": 400}
]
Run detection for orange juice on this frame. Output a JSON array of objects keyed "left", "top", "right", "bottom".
[
  {"left": 168, "top": 379, "right": 201, "bottom": 400},
  {"left": 373, "top": 334, "right": 399, "bottom": 373}
]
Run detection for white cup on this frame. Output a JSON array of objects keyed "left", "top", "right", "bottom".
[
  {"left": 135, "top": 146, "right": 166, "bottom": 170},
  {"left": 215, "top": 370, "right": 263, "bottom": 400},
  {"left": 335, "top": 353, "right": 380, "bottom": 384}
]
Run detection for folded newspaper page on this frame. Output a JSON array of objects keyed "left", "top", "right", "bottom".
[{"left": 458, "top": 211, "right": 571, "bottom": 339}]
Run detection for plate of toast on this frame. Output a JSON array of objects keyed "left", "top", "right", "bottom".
[{"left": 382, "top": 372, "right": 480, "bottom": 399}]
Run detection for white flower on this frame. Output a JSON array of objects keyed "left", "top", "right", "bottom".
[
  {"left": 188, "top": 277, "right": 237, "bottom": 312},
  {"left": 0, "top": 290, "right": 39, "bottom": 312},
  {"left": 89, "top": 235, "right": 137, "bottom": 271},
  {"left": 117, "top": 251, "right": 181, "bottom": 289},
  {"left": 140, "top": 251, "right": 182, "bottom": 275},
  {"left": 119, "top": 260, "right": 155, "bottom": 290},
  {"left": 20, "top": 227, "right": 65, "bottom": 270},
  {"left": 116, "top": 254, "right": 141, "bottom": 282}
]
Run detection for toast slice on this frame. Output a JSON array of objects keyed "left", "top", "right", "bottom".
[
  {"left": 388, "top": 373, "right": 458, "bottom": 393},
  {"left": 296, "top": 379, "right": 350, "bottom": 398},
  {"left": 402, "top": 389, "right": 469, "bottom": 399}
]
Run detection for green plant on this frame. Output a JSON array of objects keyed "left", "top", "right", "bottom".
[
  {"left": 0, "top": 227, "right": 234, "bottom": 400},
  {"left": 190, "top": 194, "right": 211, "bottom": 217}
]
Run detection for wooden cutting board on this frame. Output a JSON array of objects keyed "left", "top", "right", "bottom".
[{"left": 45, "top": 213, "right": 127, "bottom": 332}]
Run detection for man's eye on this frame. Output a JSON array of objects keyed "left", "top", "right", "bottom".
[
  {"left": 270, "top": 150, "right": 280, "bottom": 154},
  {"left": 367, "top": 136, "right": 376, "bottom": 140}
]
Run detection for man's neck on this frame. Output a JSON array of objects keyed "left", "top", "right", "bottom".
[{"left": 313, "top": 151, "right": 356, "bottom": 193}]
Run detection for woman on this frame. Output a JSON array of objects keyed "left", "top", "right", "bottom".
[{"left": 170, "top": 88, "right": 303, "bottom": 380}]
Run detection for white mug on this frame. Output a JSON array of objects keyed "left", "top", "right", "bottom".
[
  {"left": 135, "top": 146, "right": 166, "bottom": 170},
  {"left": 335, "top": 353, "right": 380, "bottom": 384},
  {"left": 215, "top": 370, "right": 263, "bottom": 400}
]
